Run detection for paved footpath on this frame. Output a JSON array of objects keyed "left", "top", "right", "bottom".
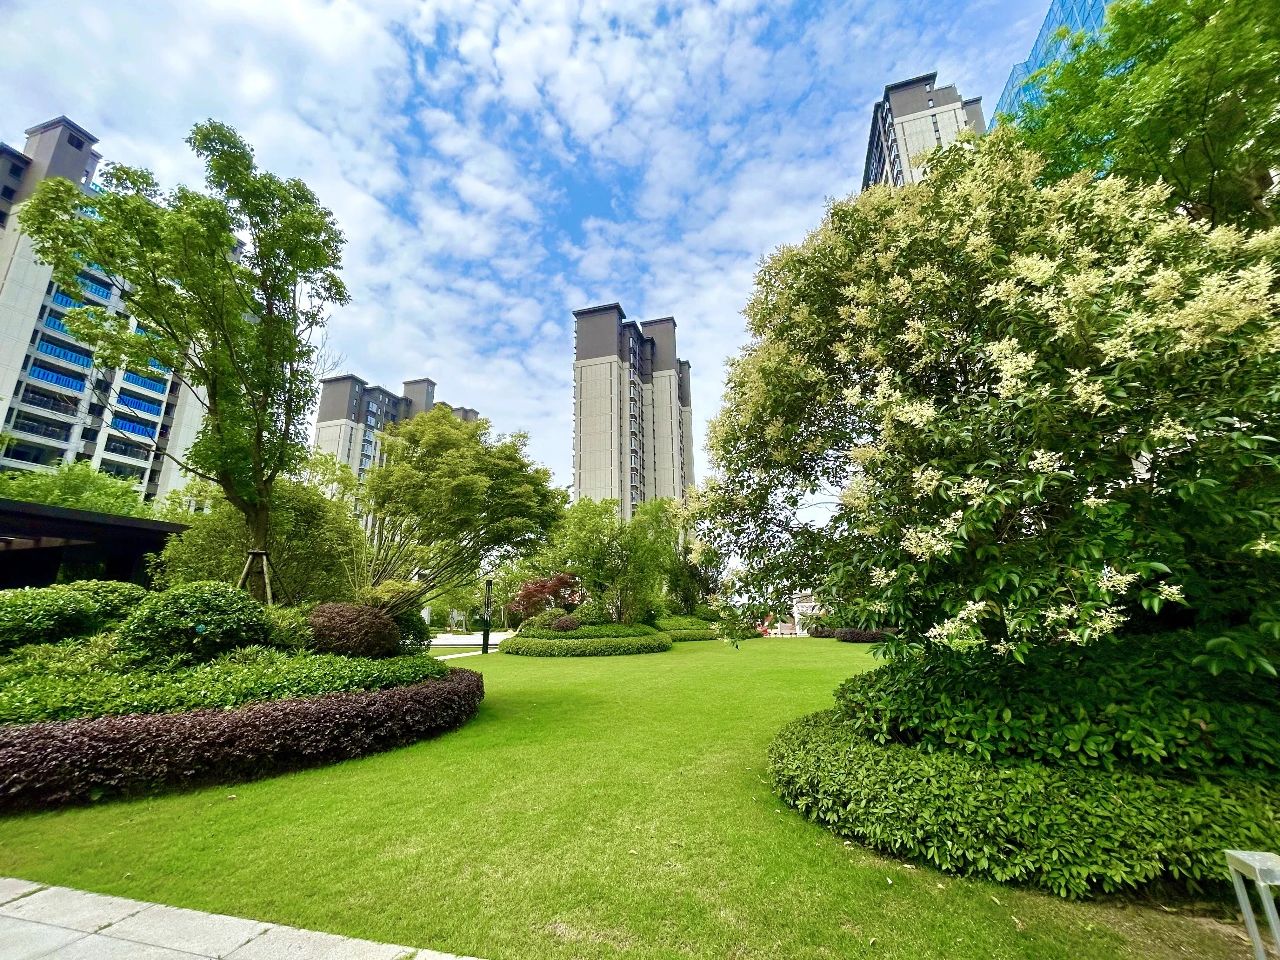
[{"left": 0, "top": 878, "right": 483, "bottom": 960}]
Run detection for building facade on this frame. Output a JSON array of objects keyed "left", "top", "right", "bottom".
[
  {"left": 994, "top": 0, "right": 1109, "bottom": 122},
  {"left": 0, "top": 117, "right": 203, "bottom": 501},
  {"left": 573, "top": 302, "right": 693, "bottom": 519},
  {"left": 314, "top": 374, "right": 478, "bottom": 478},
  {"left": 862, "top": 73, "right": 985, "bottom": 189}
]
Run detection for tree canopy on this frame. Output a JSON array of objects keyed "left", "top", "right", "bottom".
[
  {"left": 0, "top": 461, "right": 151, "bottom": 518},
  {"left": 19, "top": 121, "right": 347, "bottom": 599},
  {"left": 700, "top": 130, "right": 1280, "bottom": 664},
  {"left": 1017, "top": 0, "right": 1280, "bottom": 228}
]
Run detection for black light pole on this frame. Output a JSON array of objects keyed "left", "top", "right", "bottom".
[{"left": 481, "top": 578, "right": 493, "bottom": 654}]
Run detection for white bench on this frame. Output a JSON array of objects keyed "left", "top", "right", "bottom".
[{"left": 1226, "top": 850, "right": 1280, "bottom": 960}]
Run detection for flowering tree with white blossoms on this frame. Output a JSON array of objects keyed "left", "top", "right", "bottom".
[{"left": 700, "top": 130, "right": 1280, "bottom": 663}]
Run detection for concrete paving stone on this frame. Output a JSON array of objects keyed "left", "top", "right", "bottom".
[
  {"left": 39, "top": 932, "right": 202, "bottom": 960},
  {"left": 0, "top": 886, "right": 146, "bottom": 933},
  {"left": 101, "top": 904, "right": 268, "bottom": 957},
  {"left": 0, "top": 878, "right": 44, "bottom": 906},
  {"left": 225, "top": 925, "right": 417, "bottom": 959},
  {"left": 0, "top": 915, "right": 85, "bottom": 960}
]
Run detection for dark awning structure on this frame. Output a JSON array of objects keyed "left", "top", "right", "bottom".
[{"left": 0, "top": 498, "right": 187, "bottom": 589}]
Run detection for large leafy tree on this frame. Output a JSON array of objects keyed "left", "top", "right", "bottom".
[
  {"left": 0, "top": 461, "right": 150, "bottom": 518},
  {"left": 356, "top": 405, "right": 564, "bottom": 615},
  {"left": 1018, "top": 0, "right": 1280, "bottom": 228},
  {"left": 701, "top": 130, "right": 1280, "bottom": 663},
  {"left": 19, "top": 121, "right": 347, "bottom": 600}
]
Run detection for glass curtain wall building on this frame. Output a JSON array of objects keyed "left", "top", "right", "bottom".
[{"left": 994, "top": 0, "right": 1109, "bottom": 122}]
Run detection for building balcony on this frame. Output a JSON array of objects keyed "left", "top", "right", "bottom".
[
  {"left": 77, "top": 275, "right": 112, "bottom": 302},
  {"left": 123, "top": 370, "right": 167, "bottom": 393},
  {"left": 148, "top": 358, "right": 172, "bottom": 375},
  {"left": 103, "top": 439, "right": 151, "bottom": 462},
  {"left": 44, "top": 315, "right": 70, "bottom": 334},
  {"left": 51, "top": 291, "right": 80, "bottom": 310},
  {"left": 27, "top": 364, "right": 86, "bottom": 393},
  {"left": 110, "top": 415, "right": 156, "bottom": 439},
  {"left": 18, "top": 388, "right": 80, "bottom": 419},
  {"left": 36, "top": 339, "right": 92, "bottom": 368},
  {"left": 116, "top": 393, "right": 163, "bottom": 418},
  {"left": 11, "top": 417, "right": 71, "bottom": 444},
  {"left": 99, "top": 460, "right": 146, "bottom": 483}
]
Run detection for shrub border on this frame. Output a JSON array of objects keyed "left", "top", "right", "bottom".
[
  {"left": 0, "top": 668, "right": 484, "bottom": 811},
  {"left": 666, "top": 629, "right": 717, "bottom": 641},
  {"left": 501, "top": 635, "right": 672, "bottom": 657}
]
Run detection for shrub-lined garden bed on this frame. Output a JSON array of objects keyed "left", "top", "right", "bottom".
[
  {"left": 665, "top": 629, "right": 716, "bottom": 641},
  {"left": 518, "top": 623, "right": 660, "bottom": 640},
  {"left": 502, "top": 634, "right": 672, "bottom": 657},
  {"left": 770, "top": 710, "right": 1280, "bottom": 899},
  {"left": 0, "top": 668, "right": 484, "bottom": 811}
]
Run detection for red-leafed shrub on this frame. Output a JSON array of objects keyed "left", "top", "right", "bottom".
[
  {"left": 833, "top": 628, "right": 890, "bottom": 643},
  {"left": 509, "top": 573, "right": 584, "bottom": 618},
  {"left": 308, "top": 603, "right": 400, "bottom": 658},
  {"left": 551, "top": 615, "right": 580, "bottom": 632},
  {"left": 0, "top": 668, "right": 484, "bottom": 811}
]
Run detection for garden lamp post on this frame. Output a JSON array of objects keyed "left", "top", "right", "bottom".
[{"left": 482, "top": 578, "right": 493, "bottom": 654}]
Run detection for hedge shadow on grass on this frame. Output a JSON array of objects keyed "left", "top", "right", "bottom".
[{"left": 0, "top": 668, "right": 484, "bottom": 812}]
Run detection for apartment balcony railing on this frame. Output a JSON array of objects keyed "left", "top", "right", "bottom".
[
  {"left": 19, "top": 390, "right": 80, "bottom": 417},
  {"left": 116, "top": 394, "right": 163, "bottom": 417},
  {"left": 123, "top": 371, "right": 167, "bottom": 393},
  {"left": 77, "top": 275, "right": 112, "bottom": 301},
  {"left": 148, "top": 358, "right": 173, "bottom": 374},
  {"left": 111, "top": 415, "right": 156, "bottom": 439},
  {"left": 27, "top": 365, "right": 85, "bottom": 392},
  {"left": 44, "top": 315, "right": 70, "bottom": 334},
  {"left": 11, "top": 418, "right": 71, "bottom": 444},
  {"left": 36, "top": 340, "right": 92, "bottom": 368},
  {"left": 104, "top": 439, "right": 151, "bottom": 461},
  {"left": 51, "top": 291, "right": 80, "bottom": 310},
  {"left": 100, "top": 461, "right": 145, "bottom": 482}
]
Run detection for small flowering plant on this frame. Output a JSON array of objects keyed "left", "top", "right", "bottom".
[{"left": 700, "top": 130, "right": 1279, "bottom": 660}]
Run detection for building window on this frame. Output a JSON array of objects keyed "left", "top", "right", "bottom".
[
  {"left": 0, "top": 211, "right": 7, "bottom": 229},
  {"left": 7, "top": 162, "right": 23, "bottom": 179},
  {"left": 0, "top": 186, "right": 13, "bottom": 201},
  {"left": 927, "top": 99, "right": 934, "bottom": 107},
  {"left": 67, "top": 134, "right": 85, "bottom": 151}
]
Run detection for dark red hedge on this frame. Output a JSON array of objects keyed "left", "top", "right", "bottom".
[{"left": 0, "top": 668, "right": 483, "bottom": 812}]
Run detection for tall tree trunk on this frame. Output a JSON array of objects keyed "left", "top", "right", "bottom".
[{"left": 237, "top": 501, "right": 274, "bottom": 604}]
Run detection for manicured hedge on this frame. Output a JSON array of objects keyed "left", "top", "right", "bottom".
[
  {"left": 308, "top": 603, "right": 401, "bottom": 658},
  {"left": 118, "top": 581, "right": 272, "bottom": 662},
  {"left": 655, "top": 616, "right": 715, "bottom": 632},
  {"left": 0, "top": 645, "right": 448, "bottom": 723},
  {"left": 834, "top": 632, "right": 1280, "bottom": 777},
  {"left": 0, "top": 668, "right": 484, "bottom": 811},
  {"left": 501, "top": 634, "right": 672, "bottom": 657},
  {"left": 769, "top": 710, "right": 1280, "bottom": 899},
  {"left": 666, "top": 629, "right": 717, "bottom": 642},
  {"left": 808, "top": 626, "right": 889, "bottom": 642},
  {"left": 0, "top": 587, "right": 99, "bottom": 652},
  {"left": 518, "top": 623, "right": 660, "bottom": 640}
]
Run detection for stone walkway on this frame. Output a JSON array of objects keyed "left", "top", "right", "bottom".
[{"left": 0, "top": 878, "right": 483, "bottom": 960}]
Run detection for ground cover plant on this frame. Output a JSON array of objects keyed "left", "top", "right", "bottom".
[{"left": 0, "top": 638, "right": 1256, "bottom": 960}]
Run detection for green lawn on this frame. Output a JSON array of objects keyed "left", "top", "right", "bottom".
[
  {"left": 0, "top": 638, "right": 1246, "bottom": 959},
  {"left": 432, "top": 646, "right": 484, "bottom": 655}
]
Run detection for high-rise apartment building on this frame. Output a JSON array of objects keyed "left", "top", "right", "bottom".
[
  {"left": 314, "top": 374, "right": 478, "bottom": 477},
  {"left": 862, "top": 73, "right": 985, "bottom": 189},
  {"left": 994, "top": 0, "right": 1108, "bottom": 122},
  {"left": 0, "top": 117, "right": 203, "bottom": 501},
  {"left": 573, "top": 303, "right": 693, "bottom": 519}
]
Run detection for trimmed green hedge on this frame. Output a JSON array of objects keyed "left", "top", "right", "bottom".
[
  {"left": 0, "top": 643, "right": 447, "bottom": 723},
  {"left": 834, "top": 632, "right": 1280, "bottom": 778},
  {"left": 518, "top": 623, "right": 660, "bottom": 640},
  {"left": 118, "top": 581, "right": 271, "bottom": 663},
  {"left": 0, "top": 588, "right": 99, "bottom": 652},
  {"left": 666, "top": 628, "right": 717, "bottom": 642},
  {"left": 770, "top": 710, "right": 1280, "bottom": 899},
  {"left": 501, "top": 634, "right": 672, "bottom": 657},
  {"left": 655, "top": 616, "right": 715, "bottom": 632}
]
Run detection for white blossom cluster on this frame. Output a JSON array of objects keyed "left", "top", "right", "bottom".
[
  {"left": 925, "top": 599, "right": 987, "bottom": 647},
  {"left": 1028, "top": 449, "right": 1066, "bottom": 474},
  {"left": 900, "top": 511, "right": 962, "bottom": 560},
  {"left": 1097, "top": 567, "right": 1139, "bottom": 594}
]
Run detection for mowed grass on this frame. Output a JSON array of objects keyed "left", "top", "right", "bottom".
[{"left": 0, "top": 638, "right": 1247, "bottom": 960}]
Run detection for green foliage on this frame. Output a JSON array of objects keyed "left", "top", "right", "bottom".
[
  {"left": 701, "top": 129, "right": 1280, "bottom": 652},
  {"left": 501, "top": 634, "right": 672, "bottom": 657},
  {"left": 262, "top": 605, "right": 314, "bottom": 650},
  {"left": 770, "top": 710, "right": 1280, "bottom": 898},
  {"left": 19, "top": 121, "right": 349, "bottom": 598},
  {"left": 0, "top": 587, "right": 99, "bottom": 652},
  {"left": 118, "top": 581, "right": 272, "bottom": 663},
  {"left": 834, "top": 632, "right": 1280, "bottom": 777},
  {"left": 154, "top": 471, "right": 362, "bottom": 604},
  {"left": 518, "top": 623, "right": 660, "bottom": 640},
  {"left": 392, "top": 609, "right": 432, "bottom": 651},
  {"left": 518, "top": 607, "right": 570, "bottom": 632},
  {"left": 307, "top": 603, "right": 401, "bottom": 659},
  {"left": 0, "top": 461, "right": 151, "bottom": 517},
  {"left": 665, "top": 629, "right": 717, "bottom": 642},
  {"left": 0, "top": 642, "right": 445, "bottom": 723},
  {"left": 357, "top": 406, "right": 565, "bottom": 609},
  {"left": 655, "top": 616, "right": 714, "bottom": 632},
  {"left": 572, "top": 596, "right": 610, "bottom": 625},
  {"left": 693, "top": 603, "right": 720, "bottom": 622},
  {"left": 1018, "top": 0, "right": 1280, "bottom": 228},
  {"left": 58, "top": 581, "right": 148, "bottom": 623}
]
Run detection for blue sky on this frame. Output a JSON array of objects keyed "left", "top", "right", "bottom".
[{"left": 3, "top": 0, "right": 1049, "bottom": 487}]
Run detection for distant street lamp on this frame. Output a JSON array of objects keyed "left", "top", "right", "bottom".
[{"left": 482, "top": 578, "right": 493, "bottom": 654}]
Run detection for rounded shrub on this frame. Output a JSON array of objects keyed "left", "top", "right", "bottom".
[
  {"left": 573, "top": 597, "right": 610, "bottom": 625},
  {"left": 263, "top": 605, "right": 314, "bottom": 651},
  {"left": 655, "top": 616, "right": 715, "bottom": 632},
  {"left": 501, "top": 634, "right": 671, "bottom": 657},
  {"left": 518, "top": 607, "right": 569, "bottom": 632},
  {"left": 769, "top": 710, "right": 1280, "bottom": 899},
  {"left": 59, "top": 581, "right": 148, "bottom": 623},
  {"left": 551, "top": 615, "right": 580, "bottom": 632},
  {"left": 832, "top": 628, "right": 889, "bottom": 643},
  {"left": 834, "top": 632, "right": 1280, "bottom": 777},
  {"left": 308, "top": 603, "right": 401, "bottom": 658},
  {"left": 393, "top": 608, "right": 432, "bottom": 651},
  {"left": 118, "top": 581, "right": 272, "bottom": 663},
  {"left": 666, "top": 629, "right": 717, "bottom": 642},
  {"left": 0, "top": 587, "right": 99, "bottom": 651}
]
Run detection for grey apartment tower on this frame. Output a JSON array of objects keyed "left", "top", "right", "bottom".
[
  {"left": 573, "top": 303, "right": 693, "bottom": 519},
  {"left": 862, "top": 72, "right": 985, "bottom": 189}
]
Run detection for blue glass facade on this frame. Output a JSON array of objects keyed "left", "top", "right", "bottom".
[{"left": 994, "top": 0, "right": 1108, "bottom": 122}]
